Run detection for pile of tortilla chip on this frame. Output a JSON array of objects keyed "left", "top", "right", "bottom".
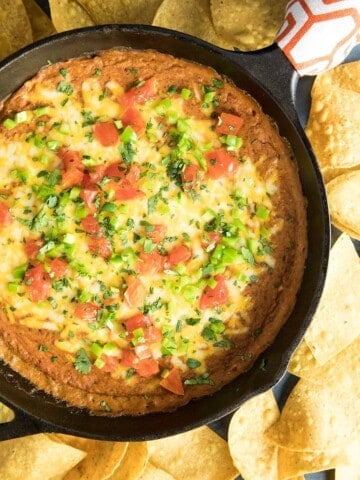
[
  {"left": 228, "top": 233, "right": 360, "bottom": 479},
  {"left": 47, "top": 0, "right": 286, "bottom": 52},
  {"left": 305, "top": 60, "right": 360, "bottom": 240}
]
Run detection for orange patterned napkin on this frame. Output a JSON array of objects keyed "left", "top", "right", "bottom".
[{"left": 276, "top": 0, "right": 360, "bottom": 76}]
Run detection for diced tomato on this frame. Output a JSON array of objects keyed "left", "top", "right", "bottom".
[
  {"left": 124, "top": 313, "right": 151, "bottom": 334},
  {"left": 134, "top": 343, "right": 152, "bottom": 360},
  {"left": 167, "top": 245, "right": 192, "bottom": 267},
  {"left": 205, "top": 149, "right": 239, "bottom": 179},
  {"left": 101, "top": 354, "right": 120, "bottom": 373},
  {"left": 126, "top": 165, "right": 141, "bottom": 184},
  {"left": 49, "top": 258, "right": 69, "bottom": 279},
  {"left": 62, "top": 167, "right": 84, "bottom": 189},
  {"left": 121, "top": 107, "right": 146, "bottom": 135},
  {"left": 88, "top": 236, "right": 112, "bottom": 259},
  {"left": 24, "top": 264, "right": 51, "bottom": 302},
  {"left": 114, "top": 181, "right": 145, "bottom": 201},
  {"left": 121, "top": 349, "right": 138, "bottom": 368},
  {"left": 94, "top": 121, "right": 119, "bottom": 147},
  {"left": 88, "top": 164, "right": 107, "bottom": 183},
  {"left": 0, "top": 201, "right": 11, "bottom": 225},
  {"left": 136, "top": 357, "right": 159, "bottom": 377},
  {"left": 124, "top": 277, "right": 147, "bottom": 308},
  {"left": 74, "top": 302, "right": 99, "bottom": 320},
  {"left": 136, "top": 251, "right": 165, "bottom": 275},
  {"left": 144, "top": 325, "right": 162, "bottom": 344},
  {"left": 199, "top": 274, "right": 228, "bottom": 309},
  {"left": 182, "top": 164, "right": 199, "bottom": 183},
  {"left": 104, "top": 162, "right": 125, "bottom": 178},
  {"left": 215, "top": 112, "right": 244, "bottom": 136},
  {"left": 81, "top": 214, "right": 101, "bottom": 234},
  {"left": 24, "top": 238, "right": 43, "bottom": 260},
  {"left": 58, "top": 147, "right": 84, "bottom": 171},
  {"left": 80, "top": 188, "right": 98, "bottom": 212},
  {"left": 147, "top": 224, "right": 166, "bottom": 243},
  {"left": 119, "top": 78, "right": 157, "bottom": 108},
  {"left": 202, "top": 231, "right": 222, "bottom": 249},
  {"left": 160, "top": 368, "right": 184, "bottom": 395}
]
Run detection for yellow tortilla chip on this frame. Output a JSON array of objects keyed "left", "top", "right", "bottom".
[
  {"left": 78, "top": 0, "right": 163, "bottom": 24},
  {"left": 54, "top": 434, "right": 128, "bottom": 480},
  {"left": 266, "top": 378, "right": 359, "bottom": 451},
  {"left": 287, "top": 339, "right": 319, "bottom": 378},
  {"left": 138, "top": 462, "right": 175, "bottom": 480},
  {"left": 335, "top": 442, "right": 360, "bottom": 480},
  {"left": 210, "top": 0, "right": 287, "bottom": 51},
  {"left": 312, "top": 60, "right": 360, "bottom": 95},
  {"left": 152, "top": 0, "right": 234, "bottom": 50},
  {"left": 148, "top": 426, "right": 238, "bottom": 480},
  {"left": 108, "top": 442, "right": 148, "bottom": 480},
  {"left": 49, "top": 0, "right": 94, "bottom": 32},
  {"left": 0, "top": 433, "right": 86, "bottom": 480},
  {"left": 278, "top": 447, "right": 349, "bottom": 479},
  {"left": 0, "top": 0, "right": 33, "bottom": 60},
  {"left": 228, "top": 390, "right": 279, "bottom": 480},
  {"left": 327, "top": 170, "right": 360, "bottom": 240},
  {"left": 305, "top": 86, "right": 360, "bottom": 170},
  {"left": 305, "top": 233, "right": 360, "bottom": 365},
  {"left": 0, "top": 401, "right": 14, "bottom": 423},
  {"left": 22, "top": 0, "right": 56, "bottom": 41}
]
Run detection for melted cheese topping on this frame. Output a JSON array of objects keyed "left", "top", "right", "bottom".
[{"left": 0, "top": 66, "right": 280, "bottom": 384}]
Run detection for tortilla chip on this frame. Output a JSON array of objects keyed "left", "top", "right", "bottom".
[
  {"left": 148, "top": 426, "right": 238, "bottom": 480},
  {"left": 335, "top": 443, "right": 360, "bottom": 480},
  {"left": 54, "top": 434, "right": 128, "bottom": 480},
  {"left": 152, "top": 0, "right": 234, "bottom": 50},
  {"left": 312, "top": 60, "right": 360, "bottom": 96},
  {"left": 327, "top": 170, "right": 360, "bottom": 240},
  {"left": 228, "top": 390, "right": 279, "bottom": 480},
  {"left": 0, "top": 433, "right": 86, "bottom": 480},
  {"left": 138, "top": 462, "right": 175, "bottom": 480},
  {"left": 78, "top": 0, "right": 163, "bottom": 24},
  {"left": 0, "top": 0, "right": 33, "bottom": 60},
  {"left": 305, "top": 233, "right": 360, "bottom": 365},
  {"left": 108, "top": 442, "right": 148, "bottom": 480},
  {"left": 266, "top": 378, "right": 359, "bottom": 451},
  {"left": 0, "top": 401, "right": 14, "bottom": 423},
  {"left": 210, "top": 0, "right": 287, "bottom": 51},
  {"left": 49, "top": 0, "right": 94, "bottom": 32},
  {"left": 287, "top": 339, "right": 319, "bottom": 378},
  {"left": 278, "top": 447, "right": 349, "bottom": 479},
  {"left": 305, "top": 86, "right": 360, "bottom": 170},
  {"left": 22, "top": 0, "right": 56, "bottom": 41}
]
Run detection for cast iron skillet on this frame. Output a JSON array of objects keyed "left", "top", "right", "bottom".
[{"left": 0, "top": 25, "right": 329, "bottom": 441}]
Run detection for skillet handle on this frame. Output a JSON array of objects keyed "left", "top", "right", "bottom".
[{"left": 227, "top": 45, "right": 299, "bottom": 128}]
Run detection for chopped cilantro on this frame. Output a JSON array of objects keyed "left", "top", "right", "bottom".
[
  {"left": 74, "top": 348, "right": 91, "bottom": 374},
  {"left": 184, "top": 373, "right": 214, "bottom": 385}
]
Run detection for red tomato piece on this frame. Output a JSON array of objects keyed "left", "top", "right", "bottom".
[
  {"left": 126, "top": 164, "right": 141, "bottom": 184},
  {"left": 199, "top": 274, "right": 228, "bottom": 309},
  {"left": 136, "top": 358, "right": 159, "bottom": 377},
  {"left": 58, "top": 147, "right": 84, "bottom": 171},
  {"left": 88, "top": 164, "right": 107, "bottom": 183},
  {"left": 100, "top": 354, "right": 120, "bottom": 373},
  {"left": 121, "top": 349, "right": 138, "bottom": 368},
  {"left": 74, "top": 302, "right": 99, "bottom": 320},
  {"left": 136, "top": 251, "right": 165, "bottom": 275},
  {"left": 93, "top": 121, "right": 119, "bottom": 147},
  {"left": 62, "top": 168, "right": 84, "bottom": 189},
  {"left": 124, "top": 313, "right": 151, "bottom": 334},
  {"left": 121, "top": 107, "right": 146, "bottom": 135},
  {"left": 0, "top": 201, "right": 11, "bottom": 225},
  {"left": 104, "top": 162, "right": 125, "bottom": 178},
  {"left": 24, "top": 264, "right": 51, "bottom": 302},
  {"left": 215, "top": 112, "right": 244, "bottom": 136},
  {"left": 124, "top": 277, "right": 147, "bottom": 308},
  {"left": 205, "top": 149, "right": 239, "bottom": 179},
  {"left": 80, "top": 188, "right": 98, "bottom": 212},
  {"left": 144, "top": 325, "right": 162, "bottom": 344},
  {"left": 81, "top": 215, "right": 101, "bottom": 234},
  {"left": 119, "top": 78, "right": 157, "bottom": 108},
  {"left": 167, "top": 245, "right": 192, "bottom": 267},
  {"left": 114, "top": 181, "right": 145, "bottom": 201},
  {"left": 134, "top": 343, "right": 153, "bottom": 360},
  {"left": 182, "top": 164, "right": 199, "bottom": 183},
  {"left": 147, "top": 224, "right": 166, "bottom": 244},
  {"left": 24, "top": 238, "right": 43, "bottom": 260},
  {"left": 88, "top": 236, "right": 112, "bottom": 259},
  {"left": 49, "top": 258, "right": 69, "bottom": 279},
  {"left": 160, "top": 368, "right": 184, "bottom": 395},
  {"left": 202, "top": 231, "right": 222, "bottom": 250}
]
